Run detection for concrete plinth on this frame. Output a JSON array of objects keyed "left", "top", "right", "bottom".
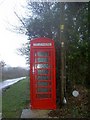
[{"left": 21, "top": 109, "right": 50, "bottom": 118}]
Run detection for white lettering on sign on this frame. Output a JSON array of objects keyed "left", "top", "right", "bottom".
[{"left": 33, "top": 43, "right": 52, "bottom": 46}]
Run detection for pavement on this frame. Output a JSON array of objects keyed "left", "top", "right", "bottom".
[{"left": 21, "top": 109, "right": 50, "bottom": 118}]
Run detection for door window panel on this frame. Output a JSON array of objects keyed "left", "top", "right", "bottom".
[
  {"left": 36, "top": 64, "right": 49, "bottom": 68},
  {"left": 37, "top": 69, "right": 48, "bottom": 74},
  {"left": 36, "top": 94, "right": 51, "bottom": 98},
  {"left": 37, "top": 52, "right": 49, "bottom": 56},
  {"left": 37, "top": 82, "right": 48, "bottom": 86},
  {"left": 37, "top": 88, "right": 51, "bottom": 92},
  {"left": 37, "top": 76, "right": 49, "bottom": 80},
  {"left": 35, "top": 58, "right": 48, "bottom": 62}
]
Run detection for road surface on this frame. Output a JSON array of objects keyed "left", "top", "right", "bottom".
[{"left": 0, "top": 77, "right": 26, "bottom": 90}]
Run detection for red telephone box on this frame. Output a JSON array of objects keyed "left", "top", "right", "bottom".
[{"left": 30, "top": 37, "right": 56, "bottom": 109}]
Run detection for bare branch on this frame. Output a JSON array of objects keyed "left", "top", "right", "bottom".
[{"left": 14, "top": 11, "right": 26, "bottom": 28}]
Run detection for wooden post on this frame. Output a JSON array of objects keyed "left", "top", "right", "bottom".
[{"left": 60, "top": 3, "right": 66, "bottom": 105}]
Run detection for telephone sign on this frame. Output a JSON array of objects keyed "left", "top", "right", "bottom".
[{"left": 30, "top": 37, "right": 56, "bottom": 109}]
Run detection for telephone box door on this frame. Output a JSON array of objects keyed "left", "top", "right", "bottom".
[{"left": 30, "top": 38, "right": 56, "bottom": 109}]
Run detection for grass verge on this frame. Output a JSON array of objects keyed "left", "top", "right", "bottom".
[{"left": 2, "top": 78, "right": 30, "bottom": 118}]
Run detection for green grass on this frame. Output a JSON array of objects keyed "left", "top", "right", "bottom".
[{"left": 2, "top": 78, "right": 30, "bottom": 118}]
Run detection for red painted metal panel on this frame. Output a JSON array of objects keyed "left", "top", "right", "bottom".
[{"left": 30, "top": 37, "right": 56, "bottom": 109}]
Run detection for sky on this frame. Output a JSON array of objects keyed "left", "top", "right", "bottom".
[{"left": 0, "top": 0, "right": 28, "bottom": 68}]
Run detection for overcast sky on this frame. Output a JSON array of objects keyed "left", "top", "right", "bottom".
[{"left": 0, "top": 0, "right": 28, "bottom": 68}]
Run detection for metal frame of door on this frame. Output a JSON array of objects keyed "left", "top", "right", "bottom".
[{"left": 30, "top": 37, "right": 56, "bottom": 109}]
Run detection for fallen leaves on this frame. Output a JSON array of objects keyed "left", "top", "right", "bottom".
[{"left": 48, "top": 85, "right": 89, "bottom": 118}]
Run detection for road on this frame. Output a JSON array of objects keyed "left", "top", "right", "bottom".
[{"left": 0, "top": 77, "right": 26, "bottom": 90}]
